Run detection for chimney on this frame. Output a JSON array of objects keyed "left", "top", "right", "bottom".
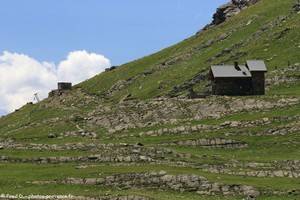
[{"left": 234, "top": 61, "right": 241, "bottom": 71}]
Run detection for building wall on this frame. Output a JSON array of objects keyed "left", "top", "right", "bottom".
[
  {"left": 58, "top": 82, "right": 72, "bottom": 90},
  {"left": 212, "top": 77, "right": 253, "bottom": 96},
  {"left": 251, "top": 72, "right": 265, "bottom": 95}
]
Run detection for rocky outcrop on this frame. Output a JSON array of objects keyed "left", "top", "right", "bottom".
[
  {"left": 195, "top": 160, "right": 300, "bottom": 179},
  {"left": 35, "top": 172, "right": 260, "bottom": 197},
  {"left": 0, "top": 154, "right": 153, "bottom": 164},
  {"left": 294, "top": 1, "right": 300, "bottom": 12},
  {"left": 204, "top": 0, "right": 261, "bottom": 29},
  {"left": 60, "top": 130, "right": 97, "bottom": 138},
  {"left": 88, "top": 97, "right": 300, "bottom": 134},
  {"left": 203, "top": 167, "right": 300, "bottom": 179},
  {"left": 0, "top": 194, "right": 149, "bottom": 200},
  {"left": 169, "top": 138, "right": 247, "bottom": 148},
  {"left": 138, "top": 124, "right": 216, "bottom": 137},
  {"left": 0, "top": 144, "right": 174, "bottom": 164},
  {"left": 230, "top": 119, "right": 300, "bottom": 136},
  {"left": 266, "top": 65, "right": 300, "bottom": 87},
  {"left": 138, "top": 115, "right": 300, "bottom": 137}
]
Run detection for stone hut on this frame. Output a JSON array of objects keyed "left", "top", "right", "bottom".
[
  {"left": 210, "top": 60, "right": 267, "bottom": 96},
  {"left": 48, "top": 82, "right": 72, "bottom": 97},
  {"left": 57, "top": 82, "right": 72, "bottom": 90}
]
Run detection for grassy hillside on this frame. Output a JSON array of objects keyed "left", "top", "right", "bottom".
[
  {"left": 79, "top": 0, "right": 300, "bottom": 100},
  {"left": 0, "top": 0, "right": 300, "bottom": 199}
]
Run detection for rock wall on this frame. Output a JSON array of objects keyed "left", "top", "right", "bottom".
[
  {"left": 203, "top": 167, "right": 300, "bottom": 178},
  {"left": 166, "top": 138, "right": 247, "bottom": 149},
  {"left": 0, "top": 144, "right": 174, "bottom": 164},
  {"left": 0, "top": 194, "right": 149, "bottom": 200},
  {"left": 135, "top": 115, "right": 299, "bottom": 138},
  {"left": 195, "top": 160, "right": 300, "bottom": 179},
  {"left": 36, "top": 172, "right": 259, "bottom": 197},
  {"left": 0, "top": 154, "right": 153, "bottom": 164}
]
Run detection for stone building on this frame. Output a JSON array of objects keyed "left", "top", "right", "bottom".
[
  {"left": 57, "top": 82, "right": 72, "bottom": 90},
  {"left": 48, "top": 82, "right": 72, "bottom": 97},
  {"left": 210, "top": 60, "right": 267, "bottom": 96}
]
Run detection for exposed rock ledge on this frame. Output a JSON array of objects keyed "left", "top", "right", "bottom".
[
  {"left": 0, "top": 194, "right": 148, "bottom": 200},
  {"left": 33, "top": 172, "right": 260, "bottom": 197},
  {"left": 165, "top": 138, "right": 247, "bottom": 149},
  {"left": 200, "top": 0, "right": 261, "bottom": 31}
]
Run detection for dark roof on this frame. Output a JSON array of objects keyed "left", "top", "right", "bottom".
[
  {"left": 211, "top": 65, "right": 252, "bottom": 78},
  {"left": 211, "top": 60, "right": 267, "bottom": 78},
  {"left": 246, "top": 60, "right": 267, "bottom": 72}
]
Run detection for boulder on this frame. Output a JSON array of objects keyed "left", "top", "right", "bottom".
[
  {"left": 48, "top": 133, "right": 57, "bottom": 138},
  {"left": 293, "top": 1, "right": 300, "bottom": 12}
]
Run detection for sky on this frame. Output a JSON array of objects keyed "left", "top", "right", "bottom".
[{"left": 0, "top": 0, "right": 227, "bottom": 116}]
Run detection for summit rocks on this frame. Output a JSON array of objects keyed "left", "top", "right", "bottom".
[{"left": 202, "top": 0, "right": 261, "bottom": 30}]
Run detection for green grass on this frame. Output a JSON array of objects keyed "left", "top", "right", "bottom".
[
  {"left": 1, "top": 163, "right": 299, "bottom": 194},
  {"left": 0, "top": 183, "right": 243, "bottom": 200},
  {"left": 171, "top": 141, "right": 300, "bottom": 163},
  {"left": 201, "top": 103, "right": 300, "bottom": 125},
  {"left": 0, "top": 149, "right": 93, "bottom": 158},
  {"left": 269, "top": 83, "right": 300, "bottom": 95}
]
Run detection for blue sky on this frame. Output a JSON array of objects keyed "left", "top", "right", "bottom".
[
  {"left": 0, "top": 0, "right": 227, "bottom": 116},
  {"left": 0, "top": 0, "right": 227, "bottom": 65}
]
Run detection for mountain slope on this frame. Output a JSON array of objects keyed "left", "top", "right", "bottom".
[
  {"left": 0, "top": 0, "right": 300, "bottom": 199},
  {"left": 79, "top": 0, "right": 300, "bottom": 100}
]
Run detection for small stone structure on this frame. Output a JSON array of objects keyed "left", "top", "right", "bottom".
[
  {"left": 49, "top": 82, "right": 72, "bottom": 97},
  {"left": 210, "top": 60, "right": 267, "bottom": 96},
  {"left": 105, "top": 66, "right": 117, "bottom": 72},
  {"left": 58, "top": 82, "right": 72, "bottom": 90}
]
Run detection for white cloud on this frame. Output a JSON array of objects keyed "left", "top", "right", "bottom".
[
  {"left": 58, "top": 50, "right": 111, "bottom": 84},
  {"left": 0, "top": 50, "right": 111, "bottom": 113}
]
